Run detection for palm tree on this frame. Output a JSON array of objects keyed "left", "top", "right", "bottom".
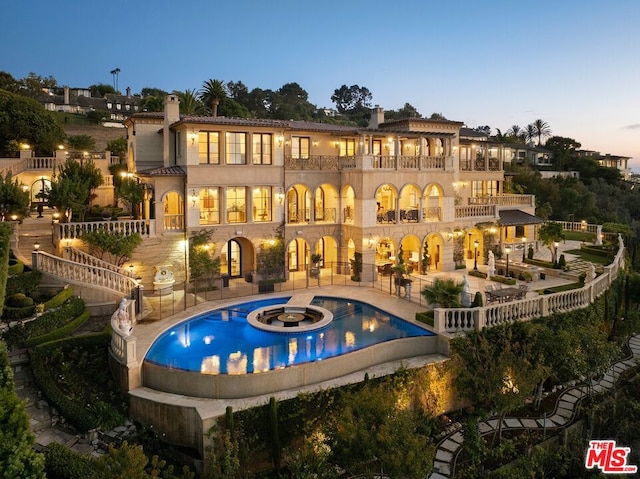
[
  {"left": 507, "top": 125, "right": 525, "bottom": 143},
  {"left": 421, "top": 278, "right": 464, "bottom": 308},
  {"left": 525, "top": 124, "right": 536, "bottom": 144},
  {"left": 199, "top": 79, "right": 227, "bottom": 113},
  {"left": 172, "top": 89, "right": 205, "bottom": 115},
  {"left": 531, "top": 119, "right": 552, "bottom": 146}
]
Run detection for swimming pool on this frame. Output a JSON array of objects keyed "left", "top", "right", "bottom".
[{"left": 145, "top": 296, "right": 434, "bottom": 375}]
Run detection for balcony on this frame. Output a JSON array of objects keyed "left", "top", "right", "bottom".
[
  {"left": 468, "top": 195, "right": 535, "bottom": 208},
  {"left": 284, "top": 154, "right": 448, "bottom": 171},
  {"left": 455, "top": 204, "right": 497, "bottom": 219}
]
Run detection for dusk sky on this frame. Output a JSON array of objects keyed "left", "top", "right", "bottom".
[{"left": 2, "top": 0, "right": 638, "bottom": 170}]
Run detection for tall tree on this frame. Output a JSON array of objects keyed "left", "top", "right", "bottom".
[
  {"left": 507, "top": 125, "right": 525, "bottom": 142},
  {"left": 18, "top": 72, "right": 58, "bottom": 97},
  {"left": 48, "top": 158, "right": 104, "bottom": 221},
  {"left": 531, "top": 118, "right": 552, "bottom": 145},
  {"left": 88, "top": 83, "right": 117, "bottom": 97},
  {"left": 330, "top": 84, "right": 372, "bottom": 114},
  {"left": 270, "top": 82, "right": 316, "bottom": 120},
  {"left": 0, "top": 71, "right": 20, "bottom": 93},
  {"left": 545, "top": 135, "right": 581, "bottom": 170},
  {"left": 0, "top": 90, "right": 66, "bottom": 156},
  {"left": 538, "top": 221, "right": 565, "bottom": 264},
  {"left": 0, "top": 171, "right": 31, "bottom": 219},
  {"left": 384, "top": 102, "right": 422, "bottom": 121}
]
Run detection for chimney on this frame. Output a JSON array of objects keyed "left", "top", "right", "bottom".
[
  {"left": 164, "top": 95, "right": 180, "bottom": 165},
  {"left": 368, "top": 105, "right": 385, "bottom": 129},
  {"left": 64, "top": 87, "right": 69, "bottom": 105},
  {"left": 126, "top": 87, "right": 131, "bottom": 98},
  {"left": 211, "top": 98, "right": 220, "bottom": 117}
]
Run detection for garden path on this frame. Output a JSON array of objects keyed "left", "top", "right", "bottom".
[{"left": 428, "top": 334, "right": 640, "bottom": 478}]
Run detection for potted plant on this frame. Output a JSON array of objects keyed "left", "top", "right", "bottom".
[
  {"left": 310, "top": 253, "right": 322, "bottom": 278},
  {"left": 256, "top": 235, "right": 286, "bottom": 293},
  {"left": 392, "top": 250, "right": 412, "bottom": 297},
  {"left": 351, "top": 252, "right": 362, "bottom": 282},
  {"left": 421, "top": 242, "right": 429, "bottom": 274}
]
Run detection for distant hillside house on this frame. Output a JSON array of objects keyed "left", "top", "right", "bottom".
[
  {"left": 38, "top": 86, "right": 141, "bottom": 121},
  {"left": 576, "top": 149, "right": 631, "bottom": 180}
]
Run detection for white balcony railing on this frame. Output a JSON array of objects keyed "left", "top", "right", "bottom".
[{"left": 433, "top": 241, "right": 625, "bottom": 334}]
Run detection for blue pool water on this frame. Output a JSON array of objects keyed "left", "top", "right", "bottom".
[{"left": 145, "top": 296, "right": 433, "bottom": 374}]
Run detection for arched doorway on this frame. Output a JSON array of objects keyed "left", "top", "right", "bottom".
[
  {"left": 163, "top": 191, "right": 184, "bottom": 231},
  {"left": 31, "top": 177, "right": 51, "bottom": 209},
  {"left": 288, "top": 238, "right": 308, "bottom": 272},
  {"left": 220, "top": 239, "right": 242, "bottom": 277},
  {"left": 425, "top": 233, "right": 444, "bottom": 271}
]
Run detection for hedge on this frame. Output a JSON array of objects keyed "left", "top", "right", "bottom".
[
  {"left": 7, "top": 259, "right": 24, "bottom": 276},
  {"left": 43, "top": 443, "right": 96, "bottom": 479},
  {"left": 6, "top": 271, "right": 41, "bottom": 297},
  {"left": 490, "top": 275, "right": 517, "bottom": 285},
  {"left": 580, "top": 245, "right": 613, "bottom": 257},
  {"left": 2, "top": 304, "right": 37, "bottom": 321},
  {"left": 0, "top": 223, "right": 11, "bottom": 316},
  {"left": 468, "top": 270, "right": 487, "bottom": 279},
  {"left": 2, "top": 297, "right": 85, "bottom": 348},
  {"left": 43, "top": 286, "right": 74, "bottom": 310},
  {"left": 30, "top": 333, "right": 110, "bottom": 432},
  {"left": 25, "top": 310, "right": 91, "bottom": 348}
]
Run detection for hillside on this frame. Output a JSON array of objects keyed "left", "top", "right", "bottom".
[{"left": 62, "top": 124, "right": 126, "bottom": 152}]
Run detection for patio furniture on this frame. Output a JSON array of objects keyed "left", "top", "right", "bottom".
[{"left": 486, "top": 286, "right": 522, "bottom": 303}]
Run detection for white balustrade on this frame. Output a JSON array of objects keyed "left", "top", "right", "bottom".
[
  {"left": 434, "top": 244, "right": 625, "bottom": 334},
  {"left": 54, "top": 219, "right": 149, "bottom": 243},
  {"left": 454, "top": 204, "right": 497, "bottom": 218},
  {"left": 63, "top": 247, "right": 135, "bottom": 277},
  {"left": 33, "top": 251, "right": 137, "bottom": 295}
]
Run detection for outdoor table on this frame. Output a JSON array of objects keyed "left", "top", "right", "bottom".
[
  {"left": 486, "top": 287, "right": 523, "bottom": 303},
  {"left": 278, "top": 312, "right": 305, "bottom": 327}
]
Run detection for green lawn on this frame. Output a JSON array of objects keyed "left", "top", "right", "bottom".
[
  {"left": 564, "top": 249, "right": 612, "bottom": 265},
  {"left": 563, "top": 230, "right": 596, "bottom": 242}
]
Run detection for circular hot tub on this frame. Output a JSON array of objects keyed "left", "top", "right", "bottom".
[{"left": 246, "top": 304, "right": 333, "bottom": 333}]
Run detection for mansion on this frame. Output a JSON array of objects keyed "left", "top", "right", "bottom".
[{"left": 118, "top": 95, "right": 541, "bottom": 284}]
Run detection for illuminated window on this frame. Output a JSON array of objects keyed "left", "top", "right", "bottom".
[
  {"left": 198, "top": 132, "right": 219, "bottom": 164},
  {"left": 252, "top": 186, "right": 272, "bottom": 222},
  {"left": 339, "top": 139, "right": 355, "bottom": 157},
  {"left": 226, "top": 187, "right": 246, "bottom": 223},
  {"left": 252, "top": 133, "right": 272, "bottom": 164},
  {"left": 226, "top": 132, "right": 246, "bottom": 164},
  {"left": 199, "top": 188, "right": 219, "bottom": 224},
  {"left": 291, "top": 137, "right": 309, "bottom": 159}
]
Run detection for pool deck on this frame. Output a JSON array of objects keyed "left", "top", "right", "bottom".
[{"left": 129, "top": 285, "right": 447, "bottom": 433}]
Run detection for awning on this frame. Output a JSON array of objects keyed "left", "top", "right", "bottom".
[{"left": 498, "top": 209, "right": 544, "bottom": 226}]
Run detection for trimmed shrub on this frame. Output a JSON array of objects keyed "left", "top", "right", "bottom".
[
  {"left": 2, "top": 304, "right": 37, "bottom": 321},
  {"left": 468, "top": 269, "right": 487, "bottom": 279},
  {"left": 3, "top": 297, "right": 85, "bottom": 348},
  {"left": 472, "top": 291, "right": 484, "bottom": 307},
  {"left": 25, "top": 310, "right": 91, "bottom": 347},
  {"left": 557, "top": 254, "right": 566, "bottom": 269},
  {"left": 7, "top": 258, "right": 24, "bottom": 275},
  {"left": 6, "top": 271, "right": 41, "bottom": 297},
  {"left": 43, "top": 443, "right": 95, "bottom": 479},
  {"left": 30, "top": 333, "right": 110, "bottom": 432},
  {"left": 6, "top": 293, "right": 34, "bottom": 308},
  {"left": 490, "top": 275, "right": 517, "bottom": 285},
  {"left": 43, "top": 286, "right": 74, "bottom": 310},
  {"left": 416, "top": 311, "right": 434, "bottom": 327}
]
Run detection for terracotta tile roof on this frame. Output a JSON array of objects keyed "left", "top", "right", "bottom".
[{"left": 137, "top": 165, "right": 185, "bottom": 176}]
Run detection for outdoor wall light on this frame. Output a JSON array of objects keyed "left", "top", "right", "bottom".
[
  {"left": 33, "top": 241, "right": 40, "bottom": 251},
  {"left": 368, "top": 234, "right": 375, "bottom": 249},
  {"left": 190, "top": 131, "right": 198, "bottom": 145},
  {"left": 277, "top": 135, "right": 284, "bottom": 146}
]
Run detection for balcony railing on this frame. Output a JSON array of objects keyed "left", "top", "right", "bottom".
[
  {"left": 54, "top": 219, "right": 151, "bottom": 245},
  {"left": 454, "top": 204, "right": 497, "bottom": 219},
  {"left": 314, "top": 207, "right": 336, "bottom": 222},
  {"left": 468, "top": 195, "right": 535, "bottom": 207},
  {"left": 423, "top": 207, "right": 442, "bottom": 221},
  {"left": 433, "top": 244, "right": 625, "bottom": 334},
  {"left": 288, "top": 208, "right": 310, "bottom": 223},
  {"left": 373, "top": 155, "right": 446, "bottom": 170},
  {"left": 284, "top": 155, "right": 341, "bottom": 170}
]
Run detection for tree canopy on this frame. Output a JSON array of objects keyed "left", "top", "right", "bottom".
[
  {"left": 0, "top": 89, "right": 66, "bottom": 156},
  {"left": 47, "top": 158, "right": 104, "bottom": 221}
]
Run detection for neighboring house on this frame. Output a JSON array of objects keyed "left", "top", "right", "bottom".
[
  {"left": 122, "top": 97, "right": 539, "bottom": 282},
  {"left": 38, "top": 86, "right": 141, "bottom": 121},
  {"left": 576, "top": 149, "right": 631, "bottom": 180},
  {"left": 459, "top": 128, "right": 552, "bottom": 168}
]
